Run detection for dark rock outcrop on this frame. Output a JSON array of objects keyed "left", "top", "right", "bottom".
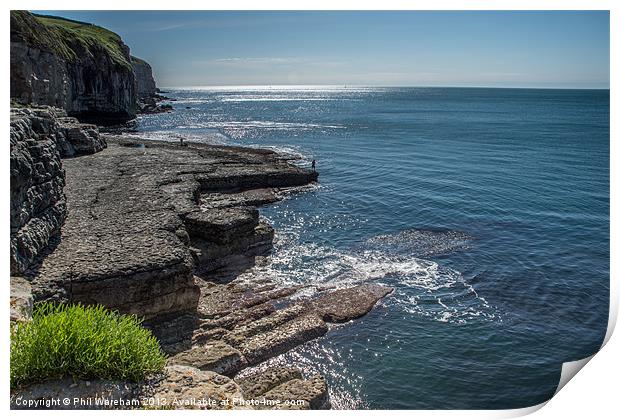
[
  {"left": 10, "top": 109, "right": 66, "bottom": 275},
  {"left": 10, "top": 11, "right": 137, "bottom": 123},
  {"left": 136, "top": 96, "right": 173, "bottom": 114},
  {"left": 310, "top": 283, "right": 393, "bottom": 322},
  {"left": 56, "top": 117, "right": 106, "bottom": 155}
]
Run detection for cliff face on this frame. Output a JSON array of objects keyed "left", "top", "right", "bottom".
[
  {"left": 10, "top": 11, "right": 137, "bottom": 123},
  {"left": 10, "top": 109, "right": 67, "bottom": 275},
  {"left": 10, "top": 106, "right": 107, "bottom": 276},
  {"left": 131, "top": 56, "right": 158, "bottom": 99}
]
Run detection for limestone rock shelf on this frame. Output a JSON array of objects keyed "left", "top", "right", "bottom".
[
  {"left": 28, "top": 138, "right": 318, "bottom": 319},
  {"left": 11, "top": 117, "right": 394, "bottom": 409}
]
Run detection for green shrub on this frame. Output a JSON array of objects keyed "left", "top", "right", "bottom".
[{"left": 10, "top": 303, "right": 166, "bottom": 389}]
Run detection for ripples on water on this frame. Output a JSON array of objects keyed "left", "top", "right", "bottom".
[{"left": 134, "top": 87, "right": 609, "bottom": 409}]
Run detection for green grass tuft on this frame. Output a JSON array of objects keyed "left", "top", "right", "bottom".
[{"left": 10, "top": 303, "right": 166, "bottom": 389}]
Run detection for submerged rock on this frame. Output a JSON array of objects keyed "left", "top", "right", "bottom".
[{"left": 310, "top": 284, "right": 394, "bottom": 323}]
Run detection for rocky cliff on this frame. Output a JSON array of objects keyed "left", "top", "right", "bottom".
[
  {"left": 10, "top": 106, "right": 106, "bottom": 276},
  {"left": 10, "top": 11, "right": 137, "bottom": 123},
  {"left": 131, "top": 56, "right": 158, "bottom": 99}
]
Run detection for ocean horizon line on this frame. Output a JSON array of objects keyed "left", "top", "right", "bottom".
[{"left": 159, "top": 84, "right": 610, "bottom": 91}]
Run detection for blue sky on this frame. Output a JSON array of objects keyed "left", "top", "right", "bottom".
[{"left": 36, "top": 11, "right": 610, "bottom": 88}]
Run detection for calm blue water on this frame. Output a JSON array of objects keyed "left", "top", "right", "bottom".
[{"left": 133, "top": 87, "right": 609, "bottom": 409}]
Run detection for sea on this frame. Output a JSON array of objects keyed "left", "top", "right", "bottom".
[{"left": 130, "top": 86, "right": 609, "bottom": 409}]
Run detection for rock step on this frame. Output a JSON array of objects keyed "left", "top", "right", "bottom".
[
  {"left": 237, "top": 367, "right": 329, "bottom": 410},
  {"left": 197, "top": 170, "right": 318, "bottom": 193},
  {"left": 158, "top": 283, "right": 394, "bottom": 377},
  {"left": 184, "top": 206, "right": 259, "bottom": 244},
  {"left": 200, "top": 188, "right": 279, "bottom": 209},
  {"left": 261, "top": 376, "right": 329, "bottom": 410},
  {"left": 168, "top": 341, "right": 247, "bottom": 377},
  {"left": 237, "top": 367, "right": 302, "bottom": 398},
  {"left": 238, "top": 314, "right": 328, "bottom": 365},
  {"left": 191, "top": 221, "right": 274, "bottom": 273},
  {"left": 223, "top": 304, "right": 307, "bottom": 347}
]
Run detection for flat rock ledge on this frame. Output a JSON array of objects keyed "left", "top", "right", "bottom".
[
  {"left": 145, "top": 272, "right": 391, "bottom": 410},
  {"left": 27, "top": 138, "right": 317, "bottom": 319},
  {"left": 11, "top": 365, "right": 327, "bottom": 410},
  {"left": 151, "top": 280, "right": 393, "bottom": 379}
]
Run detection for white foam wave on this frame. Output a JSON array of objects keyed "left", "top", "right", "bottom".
[{"left": 235, "top": 234, "right": 499, "bottom": 325}]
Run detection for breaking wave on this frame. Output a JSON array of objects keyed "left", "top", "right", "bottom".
[{"left": 235, "top": 228, "right": 499, "bottom": 325}]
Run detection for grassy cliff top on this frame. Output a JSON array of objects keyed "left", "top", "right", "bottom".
[{"left": 11, "top": 11, "right": 132, "bottom": 69}]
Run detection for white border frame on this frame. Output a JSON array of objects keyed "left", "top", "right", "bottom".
[{"left": 2, "top": 2, "right": 617, "bottom": 419}]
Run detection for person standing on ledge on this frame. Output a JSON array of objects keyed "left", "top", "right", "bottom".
[{"left": 311, "top": 159, "right": 316, "bottom": 172}]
